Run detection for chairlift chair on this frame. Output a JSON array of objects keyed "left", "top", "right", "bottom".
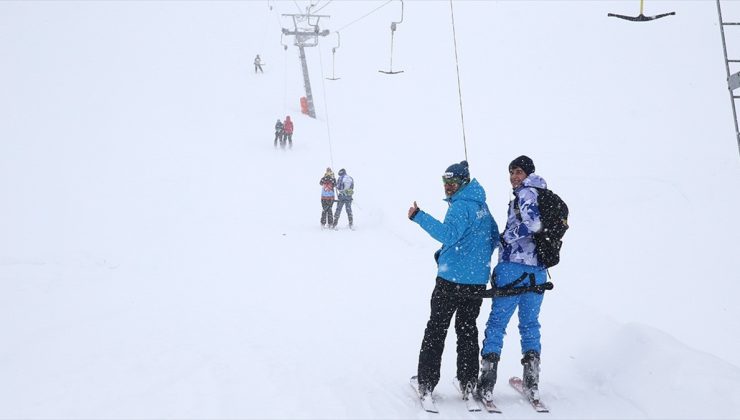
[
  {"left": 608, "top": 0, "right": 675, "bottom": 22},
  {"left": 280, "top": 32, "right": 288, "bottom": 51},
  {"left": 379, "top": 0, "right": 404, "bottom": 75}
]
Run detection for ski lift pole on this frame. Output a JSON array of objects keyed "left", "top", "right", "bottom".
[
  {"left": 327, "top": 31, "right": 341, "bottom": 81},
  {"left": 281, "top": 33, "right": 289, "bottom": 114},
  {"left": 389, "top": 23, "right": 396, "bottom": 71},
  {"left": 379, "top": 0, "right": 404, "bottom": 74},
  {"left": 449, "top": 0, "right": 468, "bottom": 161}
]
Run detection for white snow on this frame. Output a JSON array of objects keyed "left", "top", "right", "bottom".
[{"left": 1, "top": 1, "right": 739, "bottom": 418}]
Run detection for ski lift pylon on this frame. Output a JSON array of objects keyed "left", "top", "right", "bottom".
[
  {"left": 379, "top": 0, "right": 404, "bottom": 75},
  {"left": 327, "top": 31, "right": 341, "bottom": 81},
  {"left": 608, "top": 0, "right": 675, "bottom": 22}
]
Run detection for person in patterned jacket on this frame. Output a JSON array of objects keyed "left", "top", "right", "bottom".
[
  {"left": 332, "top": 168, "right": 354, "bottom": 229},
  {"left": 319, "top": 167, "right": 336, "bottom": 228},
  {"left": 478, "top": 155, "right": 548, "bottom": 404}
]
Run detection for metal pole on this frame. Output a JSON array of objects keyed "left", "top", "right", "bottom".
[
  {"left": 389, "top": 27, "right": 395, "bottom": 72},
  {"left": 298, "top": 45, "right": 316, "bottom": 118},
  {"left": 716, "top": 0, "right": 740, "bottom": 156}
]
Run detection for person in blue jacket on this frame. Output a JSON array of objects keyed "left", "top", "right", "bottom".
[
  {"left": 407, "top": 160, "right": 499, "bottom": 400},
  {"left": 478, "top": 155, "right": 548, "bottom": 404}
]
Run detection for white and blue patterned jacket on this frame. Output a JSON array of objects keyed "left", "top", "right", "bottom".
[{"left": 499, "top": 174, "right": 547, "bottom": 267}]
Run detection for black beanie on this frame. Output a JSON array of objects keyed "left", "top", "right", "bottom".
[
  {"left": 509, "top": 155, "right": 535, "bottom": 176},
  {"left": 444, "top": 160, "right": 470, "bottom": 183}
]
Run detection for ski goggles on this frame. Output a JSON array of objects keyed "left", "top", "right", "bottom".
[{"left": 442, "top": 177, "right": 462, "bottom": 185}]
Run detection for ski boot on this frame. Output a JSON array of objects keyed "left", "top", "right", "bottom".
[
  {"left": 477, "top": 352, "right": 499, "bottom": 402},
  {"left": 522, "top": 350, "right": 541, "bottom": 402}
]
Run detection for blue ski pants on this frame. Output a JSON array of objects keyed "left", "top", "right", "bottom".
[{"left": 481, "top": 262, "right": 546, "bottom": 357}]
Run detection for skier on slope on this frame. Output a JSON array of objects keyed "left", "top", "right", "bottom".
[
  {"left": 478, "top": 155, "right": 548, "bottom": 404},
  {"left": 282, "top": 115, "right": 294, "bottom": 149},
  {"left": 319, "top": 168, "right": 336, "bottom": 228},
  {"left": 407, "top": 160, "right": 499, "bottom": 402},
  {"left": 274, "top": 118, "right": 284, "bottom": 148},
  {"left": 332, "top": 168, "right": 354, "bottom": 229},
  {"left": 254, "top": 54, "right": 263, "bottom": 73}
]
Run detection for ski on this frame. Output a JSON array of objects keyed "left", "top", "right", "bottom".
[
  {"left": 453, "top": 377, "right": 501, "bottom": 413},
  {"left": 508, "top": 377, "right": 549, "bottom": 413},
  {"left": 452, "top": 377, "right": 481, "bottom": 412},
  {"left": 479, "top": 393, "right": 502, "bottom": 414},
  {"left": 410, "top": 376, "right": 438, "bottom": 413}
]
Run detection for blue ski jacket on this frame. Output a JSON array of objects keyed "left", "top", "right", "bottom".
[{"left": 412, "top": 178, "right": 499, "bottom": 285}]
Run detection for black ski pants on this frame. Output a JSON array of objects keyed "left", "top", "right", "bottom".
[
  {"left": 418, "top": 277, "right": 486, "bottom": 391},
  {"left": 320, "top": 199, "right": 334, "bottom": 226}
]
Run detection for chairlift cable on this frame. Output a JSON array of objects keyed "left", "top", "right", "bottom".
[
  {"left": 283, "top": 44, "right": 288, "bottom": 114},
  {"left": 449, "top": 0, "right": 469, "bottom": 161},
  {"left": 313, "top": 0, "right": 333, "bottom": 14},
  {"left": 336, "top": 0, "right": 394, "bottom": 32},
  {"left": 317, "top": 43, "right": 335, "bottom": 168}
]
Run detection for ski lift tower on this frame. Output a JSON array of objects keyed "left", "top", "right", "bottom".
[
  {"left": 716, "top": 0, "right": 740, "bottom": 157},
  {"left": 281, "top": 10, "right": 330, "bottom": 119}
]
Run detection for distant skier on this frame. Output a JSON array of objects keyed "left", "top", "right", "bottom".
[
  {"left": 319, "top": 168, "right": 336, "bottom": 229},
  {"left": 332, "top": 168, "right": 354, "bottom": 229},
  {"left": 274, "top": 118, "right": 284, "bottom": 148},
  {"left": 283, "top": 115, "right": 294, "bottom": 149},
  {"left": 254, "top": 54, "right": 263, "bottom": 73}
]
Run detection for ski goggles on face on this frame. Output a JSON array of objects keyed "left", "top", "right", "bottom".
[{"left": 442, "top": 177, "right": 461, "bottom": 185}]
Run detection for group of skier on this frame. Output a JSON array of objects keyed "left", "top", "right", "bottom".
[
  {"left": 255, "top": 41, "right": 550, "bottom": 409},
  {"left": 319, "top": 167, "right": 354, "bottom": 230},
  {"left": 273, "top": 116, "right": 294, "bottom": 149},
  {"left": 254, "top": 52, "right": 296, "bottom": 150},
  {"left": 408, "top": 155, "right": 555, "bottom": 411}
]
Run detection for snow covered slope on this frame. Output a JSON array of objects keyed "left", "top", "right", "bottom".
[{"left": 1, "top": 1, "right": 739, "bottom": 418}]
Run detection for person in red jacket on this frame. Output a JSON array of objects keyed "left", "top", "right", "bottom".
[{"left": 282, "top": 116, "right": 294, "bottom": 149}]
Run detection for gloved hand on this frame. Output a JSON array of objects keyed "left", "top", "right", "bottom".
[{"left": 408, "top": 201, "right": 420, "bottom": 220}]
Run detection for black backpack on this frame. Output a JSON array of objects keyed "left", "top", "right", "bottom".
[{"left": 514, "top": 187, "right": 569, "bottom": 268}]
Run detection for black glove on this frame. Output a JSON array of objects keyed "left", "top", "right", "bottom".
[{"left": 409, "top": 207, "right": 420, "bottom": 220}]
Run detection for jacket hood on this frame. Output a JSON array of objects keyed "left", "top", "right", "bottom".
[
  {"left": 446, "top": 178, "right": 486, "bottom": 204},
  {"left": 520, "top": 173, "right": 548, "bottom": 190}
]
